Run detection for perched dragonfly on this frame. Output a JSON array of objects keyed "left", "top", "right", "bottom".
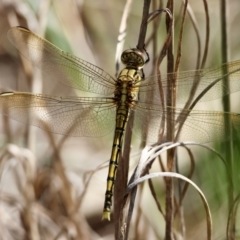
[{"left": 1, "top": 26, "right": 240, "bottom": 220}]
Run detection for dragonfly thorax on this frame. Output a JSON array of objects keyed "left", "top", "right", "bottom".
[
  {"left": 121, "top": 48, "right": 146, "bottom": 69},
  {"left": 114, "top": 68, "right": 141, "bottom": 107}
]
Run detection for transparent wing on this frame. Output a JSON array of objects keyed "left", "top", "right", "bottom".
[
  {"left": 132, "top": 59, "right": 240, "bottom": 144},
  {"left": 0, "top": 92, "right": 116, "bottom": 137},
  {"left": 9, "top": 27, "right": 240, "bottom": 104},
  {"left": 8, "top": 27, "right": 116, "bottom": 95},
  {"left": 138, "top": 60, "right": 240, "bottom": 106},
  {"left": 1, "top": 92, "right": 239, "bottom": 143},
  {"left": 133, "top": 103, "right": 240, "bottom": 144},
  {"left": 175, "top": 110, "right": 240, "bottom": 143}
]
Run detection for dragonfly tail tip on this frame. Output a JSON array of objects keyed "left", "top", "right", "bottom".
[{"left": 102, "top": 211, "right": 111, "bottom": 221}]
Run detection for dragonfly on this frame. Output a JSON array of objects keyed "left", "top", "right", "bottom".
[{"left": 1, "top": 26, "right": 240, "bottom": 220}]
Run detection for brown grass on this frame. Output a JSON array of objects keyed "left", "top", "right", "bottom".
[{"left": 0, "top": 0, "right": 240, "bottom": 239}]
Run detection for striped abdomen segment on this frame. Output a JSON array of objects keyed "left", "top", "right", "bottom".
[{"left": 102, "top": 104, "right": 130, "bottom": 220}]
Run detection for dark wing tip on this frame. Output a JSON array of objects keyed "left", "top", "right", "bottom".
[
  {"left": 8, "top": 26, "right": 31, "bottom": 36},
  {"left": 13, "top": 26, "right": 30, "bottom": 31}
]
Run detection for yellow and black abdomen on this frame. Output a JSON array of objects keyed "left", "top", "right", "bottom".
[{"left": 102, "top": 68, "right": 142, "bottom": 220}]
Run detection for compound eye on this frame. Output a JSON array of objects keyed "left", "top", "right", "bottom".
[{"left": 121, "top": 48, "right": 146, "bottom": 69}]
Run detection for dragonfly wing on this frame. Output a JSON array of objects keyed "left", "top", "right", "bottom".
[
  {"left": 175, "top": 109, "right": 240, "bottom": 143},
  {"left": 8, "top": 27, "right": 116, "bottom": 95},
  {"left": 131, "top": 98, "right": 164, "bottom": 143},
  {"left": 0, "top": 92, "right": 116, "bottom": 137},
  {"left": 139, "top": 60, "right": 240, "bottom": 105},
  {"left": 133, "top": 103, "right": 240, "bottom": 144}
]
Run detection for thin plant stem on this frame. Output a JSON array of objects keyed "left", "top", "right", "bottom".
[
  {"left": 165, "top": 0, "right": 175, "bottom": 239},
  {"left": 220, "top": 0, "right": 234, "bottom": 238}
]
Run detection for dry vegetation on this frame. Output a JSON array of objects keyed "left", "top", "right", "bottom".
[{"left": 0, "top": 0, "right": 240, "bottom": 239}]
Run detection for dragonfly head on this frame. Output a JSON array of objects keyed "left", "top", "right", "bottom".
[{"left": 121, "top": 48, "right": 147, "bottom": 70}]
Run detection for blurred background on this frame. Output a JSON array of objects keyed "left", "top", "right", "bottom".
[{"left": 0, "top": 0, "right": 240, "bottom": 239}]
